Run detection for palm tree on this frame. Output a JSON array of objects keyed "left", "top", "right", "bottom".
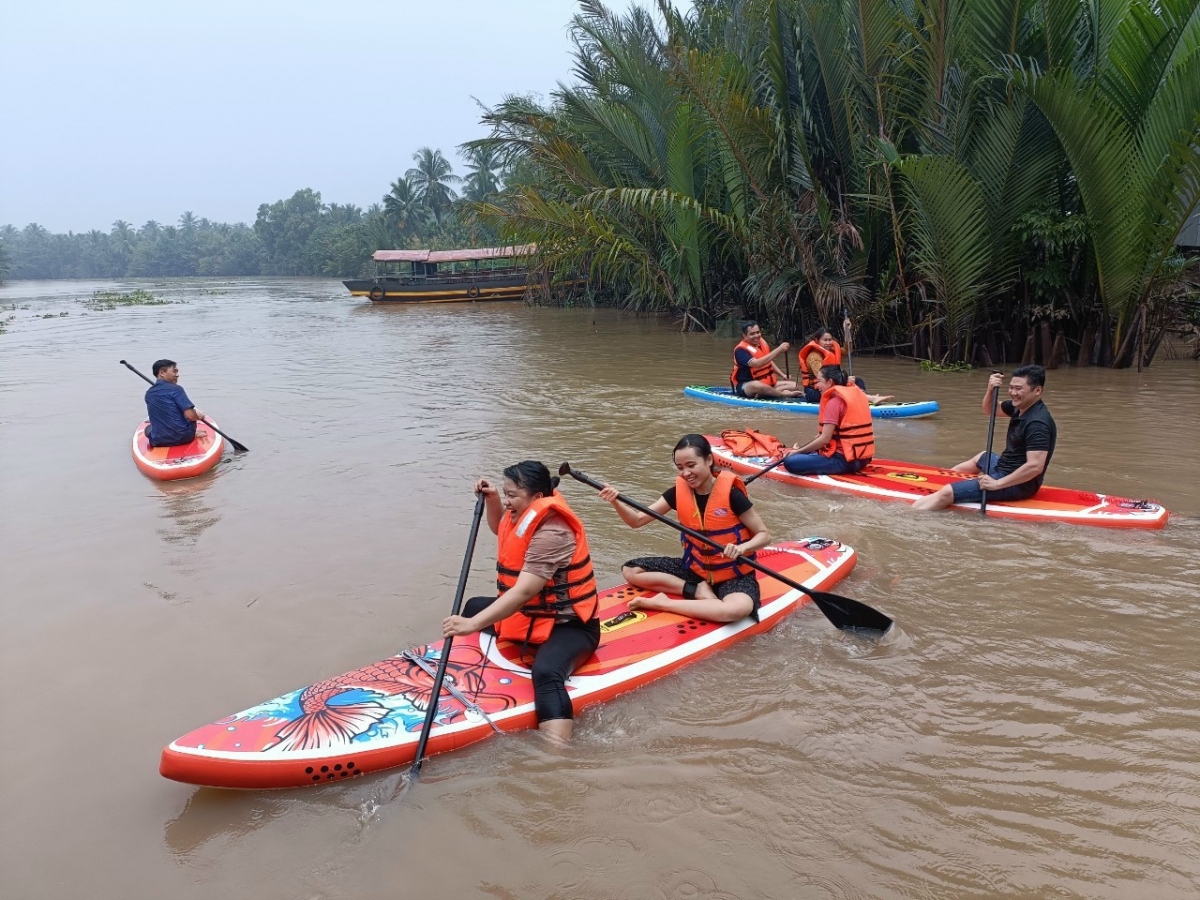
[
  {"left": 406, "top": 148, "right": 461, "bottom": 218},
  {"left": 460, "top": 144, "right": 503, "bottom": 201},
  {"left": 383, "top": 176, "right": 421, "bottom": 234}
]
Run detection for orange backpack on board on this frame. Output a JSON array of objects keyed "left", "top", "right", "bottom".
[{"left": 719, "top": 428, "right": 785, "bottom": 459}]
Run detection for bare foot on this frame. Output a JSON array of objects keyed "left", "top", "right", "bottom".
[{"left": 628, "top": 592, "right": 672, "bottom": 612}]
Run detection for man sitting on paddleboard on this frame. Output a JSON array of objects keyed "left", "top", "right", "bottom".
[
  {"left": 144, "top": 359, "right": 204, "bottom": 448},
  {"left": 782, "top": 366, "right": 876, "bottom": 475},
  {"left": 442, "top": 461, "right": 600, "bottom": 744},
  {"left": 912, "top": 365, "right": 1057, "bottom": 510},
  {"left": 598, "top": 434, "right": 772, "bottom": 623},
  {"left": 731, "top": 321, "right": 802, "bottom": 399}
]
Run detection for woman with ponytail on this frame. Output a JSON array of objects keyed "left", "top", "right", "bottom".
[{"left": 443, "top": 460, "right": 600, "bottom": 742}]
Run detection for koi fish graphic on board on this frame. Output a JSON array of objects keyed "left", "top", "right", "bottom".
[{"left": 269, "top": 645, "right": 517, "bottom": 751}]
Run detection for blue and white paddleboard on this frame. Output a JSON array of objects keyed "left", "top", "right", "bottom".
[{"left": 683, "top": 385, "right": 939, "bottom": 419}]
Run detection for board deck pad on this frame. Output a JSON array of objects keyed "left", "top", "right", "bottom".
[
  {"left": 684, "top": 385, "right": 939, "bottom": 419},
  {"left": 709, "top": 436, "right": 1168, "bottom": 529},
  {"left": 132, "top": 419, "right": 224, "bottom": 481},
  {"left": 160, "top": 539, "right": 856, "bottom": 789}
]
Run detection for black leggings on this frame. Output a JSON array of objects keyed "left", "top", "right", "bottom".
[{"left": 464, "top": 595, "right": 601, "bottom": 723}]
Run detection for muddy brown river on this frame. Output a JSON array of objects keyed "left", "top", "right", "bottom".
[{"left": 2, "top": 278, "right": 1198, "bottom": 899}]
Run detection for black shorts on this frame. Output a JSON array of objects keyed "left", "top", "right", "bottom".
[{"left": 624, "top": 555, "right": 761, "bottom": 614}]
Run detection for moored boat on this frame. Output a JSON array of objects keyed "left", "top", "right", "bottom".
[
  {"left": 709, "top": 435, "right": 1169, "bottom": 529},
  {"left": 343, "top": 244, "right": 534, "bottom": 304},
  {"left": 132, "top": 420, "right": 225, "bottom": 481},
  {"left": 685, "top": 385, "right": 940, "bottom": 419},
  {"left": 160, "top": 538, "right": 856, "bottom": 789}
]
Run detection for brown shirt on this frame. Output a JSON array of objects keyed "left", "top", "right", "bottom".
[{"left": 521, "top": 511, "right": 576, "bottom": 580}]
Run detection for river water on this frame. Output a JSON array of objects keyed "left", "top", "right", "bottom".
[{"left": 2, "top": 278, "right": 1198, "bottom": 899}]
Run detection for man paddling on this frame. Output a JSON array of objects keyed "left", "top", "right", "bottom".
[
  {"left": 730, "top": 321, "right": 801, "bottom": 399},
  {"left": 144, "top": 359, "right": 205, "bottom": 448},
  {"left": 912, "top": 365, "right": 1057, "bottom": 511}
]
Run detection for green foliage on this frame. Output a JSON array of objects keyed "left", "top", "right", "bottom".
[
  {"left": 919, "top": 359, "right": 975, "bottom": 372},
  {"left": 81, "top": 289, "right": 173, "bottom": 310}
]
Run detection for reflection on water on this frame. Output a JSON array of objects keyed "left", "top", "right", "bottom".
[{"left": 1, "top": 278, "right": 1198, "bottom": 900}]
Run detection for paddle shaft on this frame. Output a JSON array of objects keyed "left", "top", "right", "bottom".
[
  {"left": 119, "top": 359, "right": 248, "bottom": 452},
  {"left": 411, "top": 492, "right": 487, "bottom": 777},
  {"left": 842, "top": 308, "right": 853, "bottom": 377},
  {"left": 562, "top": 463, "right": 892, "bottom": 633},
  {"left": 980, "top": 376, "right": 1001, "bottom": 515}
]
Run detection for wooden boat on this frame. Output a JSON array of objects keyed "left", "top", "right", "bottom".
[
  {"left": 343, "top": 245, "right": 533, "bottom": 304},
  {"left": 709, "top": 435, "right": 1169, "bottom": 529}
]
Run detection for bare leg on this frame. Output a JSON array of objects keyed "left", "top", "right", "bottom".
[
  {"left": 951, "top": 452, "right": 986, "bottom": 474},
  {"left": 622, "top": 565, "right": 687, "bottom": 595},
  {"left": 911, "top": 484, "right": 956, "bottom": 511},
  {"left": 630, "top": 586, "right": 754, "bottom": 623},
  {"left": 741, "top": 380, "right": 803, "bottom": 399},
  {"left": 538, "top": 718, "right": 572, "bottom": 744}
]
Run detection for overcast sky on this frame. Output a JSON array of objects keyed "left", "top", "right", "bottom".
[{"left": 1, "top": 0, "right": 623, "bottom": 233}]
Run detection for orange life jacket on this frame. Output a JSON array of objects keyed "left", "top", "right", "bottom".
[
  {"left": 495, "top": 492, "right": 599, "bottom": 645},
  {"left": 798, "top": 340, "right": 842, "bottom": 388},
  {"left": 730, "top": 339, "right": 777, "bottom": 388},
  {"left": 675, "top": 471, "right": 756, "bottom": 583},
  {"left": 817, "top": 384, "right": 875, "bottom": 461}
]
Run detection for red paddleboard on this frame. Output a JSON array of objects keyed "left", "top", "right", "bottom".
[
  {"left": 160, "top": 538, "right": 856, "bottom": 789},
  {"left": 709, "top": 435, "right": 1168, "bottom": 529},
  {"left": 131, "top": 419, "right": 224, "bottom": 481}
]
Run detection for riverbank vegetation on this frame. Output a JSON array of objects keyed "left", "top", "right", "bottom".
[
  {"left": 470, "top": 0, "right": 1200, "bottom": 369},
  {"left": 3, "top": 0, "right": 1197, "bottom": 368}
]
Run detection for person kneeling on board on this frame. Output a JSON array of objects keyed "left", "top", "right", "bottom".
[
  {"left": 598, "top": 434, "right": 771, "bottom": 623},
  {"left": 797, "top": 325, "right": 892, "bottom": 404},
  {"left": 442, "top": 461, "right": 600, "bottom": 743},
  {"left": 144, "top": 359, "right": 205, "bottom": 448},
  {"left": 912, "top": 366, "right": 1057, "bottom": 511},
  {"left": 730, "top": 321, "right": 802, "bottom": 399},
  {"left": 781, "top": 366, "right": 876, "bottom": 476}
]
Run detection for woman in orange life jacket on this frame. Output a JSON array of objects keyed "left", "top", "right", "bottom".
[
  {"left": 782, "top": 366, "right": 877, "bottom": 476},
  {"left": 798, "top": 326, "right": 866, "bottom": 402},
  {"left": 442, "top": 461, "right": 600, "bottom": 743},
  {"left": 596, "top": 434, "right": 772, "bottom": 623}
]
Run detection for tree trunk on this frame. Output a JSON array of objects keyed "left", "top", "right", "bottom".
[
  {"left": 977, "top": 342, "right": 994, "bottom": 368},
  {"left": 1111, "top": 306, "right": 1142, "bottom": 369},
  {"left": 1079, "top": 326, "right": 1095, "bottom": 366},
  {"left": 1143, "top": 325, "right": 1167, "bottom": 368},
  {"left": 1098, "top": 325, "right": 1113, "bottom": 367},
  {"left": 1039, "top": 322, "right": 1053, "bottom": 366},
  {"left": 983, "top": 330, "right": 999, "bottom": 367},
  {"left": 912, "top": 326, "right": 927, "bottom": 361},
  {"left": 1137, "top": 304, "right": 1148, "bottom": 373},
  {"left": 1020, "top": 333, "right": 1035, "bottom": 365},
  {"left": 1050, "top": 332, "right": 1067, "bottom": 368}
]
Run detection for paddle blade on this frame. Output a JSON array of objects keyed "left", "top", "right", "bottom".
[{"left": 807, "top": 589, "right": 893, "bottom": 634}]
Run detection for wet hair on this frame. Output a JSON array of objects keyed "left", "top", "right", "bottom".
[
  {"left": 673, "top": 433, "right": 714, "bottom": 462},
  {"left": 809, "top": 326, "right": 834, "bottom": 342},
  {"left": 152, "top": 359, "right": 176, "bottom": 377},
  {"left": 503, "top": 460, "right": 558, "bottom": 497},
  {"left": 741, "top": 320, "right": 762, "bottom": 336},
  {"left": 1011, "top": 364, "right": 1046, "bottom": 389},
  {"left": 819, "top": 365, "right": 848, "bottom": 386}
]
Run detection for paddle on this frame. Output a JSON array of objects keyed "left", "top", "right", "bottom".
[
  {"left": 744, "top": 453, "right": 792, "bottom": 484},
  {"left": 120, "top": 360, "right": 249, "bottom": 453},
  {"left": 842, "top": 308, "right": 854, "bottom": 378},
  {"left": 980, "top": 372, "right": 1001, "bottom": 516},
  {"left": 559, "top": 462, "right": 893, "bottom": 635},
  {"left": 410, "top": 492, "right": 487, "bottom": 778}
]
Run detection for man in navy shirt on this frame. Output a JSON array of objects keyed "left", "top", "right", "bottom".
[
  {"left": 144, "top": 359, "right": 205, "bottom": 447},
  {"left": 913, "top": 365, "right": 1057, "bottom": 510}
]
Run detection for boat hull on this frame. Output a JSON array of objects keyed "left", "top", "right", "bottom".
[
  {"left": 343, "top": 276, "right": 527, "bottom": 304},
  {"left": 132, "top": 420, "right": 224, "bottom": 481}
]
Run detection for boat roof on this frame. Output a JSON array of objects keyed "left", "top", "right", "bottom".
[{"left": 372, "top": 244, "right": 535, "bottom": 263}]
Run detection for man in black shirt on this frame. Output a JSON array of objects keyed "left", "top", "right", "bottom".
[{"left": 913, "top": 365, "right": 1057, "bottom": 510}]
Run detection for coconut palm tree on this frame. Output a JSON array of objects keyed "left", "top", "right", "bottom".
[{"left": 405, "top": 148, "right": 461, "bottom": 219}]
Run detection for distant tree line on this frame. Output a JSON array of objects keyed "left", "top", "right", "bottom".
[
  {"left": 469, "top": 0, "right": 1200, "bottom": 368},
  {"left": 0, "top": 146, "right": 504, "bottom": 281}
]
